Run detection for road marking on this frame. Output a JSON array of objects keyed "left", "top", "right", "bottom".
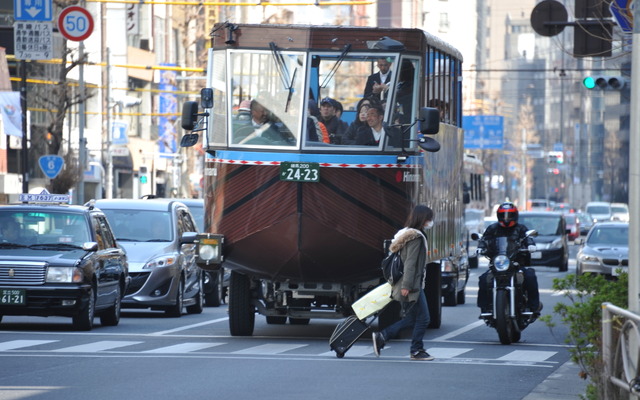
[
  {"left": 498, "top": 350, "right": 557, "bottom": 362},
  {"left": 148, "top": 317, "right": 229, "bottom": 336},
  {"left": 232, "top": 343, "right": 307, "bottom": 355},
  {"left": 427, "top": 347, "right": 473, "bottom": 358},
  {"left": 142, "top": 342, "right": 225, "bottom": 353},
  {"left": 432, "top": 320, "right": 485, "bottom": 341},
  {"left": 0, "top": 340, "right": 57, "bottom": 351},
  {"left": 53, "top": 340, "right": 143, "bottom": 352}
]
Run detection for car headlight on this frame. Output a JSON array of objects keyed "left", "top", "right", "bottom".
[
  {"left": 440, "top": 259, "right": 454, "bottom": 272},
  {"left": 46, "top": 267, "right": 83, "bottom": 283},
  {"left": 549, "top": 238, "right": 563, "bottom": 249},
  {"left": 494, "top": 255, "right": 509, "bottom": 271},
  {"left": 144, "top": 254, "right": 178, "bottom": 269},
  {"left": 578, "top": 254, "right": 599, "bottom": 263}
]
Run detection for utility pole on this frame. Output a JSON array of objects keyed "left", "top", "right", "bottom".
[{"left": 628, "top": 4, "right": 640, "bottom": 313}]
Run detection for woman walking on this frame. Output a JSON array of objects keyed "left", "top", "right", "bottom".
[{"left": 372, "top": 204, "right": 435, "bottom": 361}]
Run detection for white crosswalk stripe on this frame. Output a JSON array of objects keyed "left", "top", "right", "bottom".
[
  {"left": 142, "top": 342, "right": 226, "bottom": 353},
  {"left": 426, "top": 347, "right": 473, "bottom": 358},
  {"left": 232, "top": 343, "right": 307, "bottom": 355},
  {"left": 52, "top": 341, "right": 143, "bottom": 352},
  {"left": 0, "top": 340, "right": 58, "bottom": 351},
  {"left": 498, "top": 350, "right": 557, "bottom": 362},
  {"left": 320, "top": 345, "right": 373, "bottom": 357}
]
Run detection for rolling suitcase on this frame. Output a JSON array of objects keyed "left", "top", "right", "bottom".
[{"left": 329, "top": 315, "right": 374, "bottom": 358}]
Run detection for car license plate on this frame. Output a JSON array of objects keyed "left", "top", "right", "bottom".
[
  {"left": 280, "top": 162, "right": 320, "bottom": 182},
  {"left": 531, "top": 251, "right": 542, "bottom": 259},
  {"left": 0, "top": 289, "right": 25, "bottom": 305}
]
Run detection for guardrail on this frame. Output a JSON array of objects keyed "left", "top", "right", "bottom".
[{"left": 603, "top": 302, "right": 640, "bottom": 398}]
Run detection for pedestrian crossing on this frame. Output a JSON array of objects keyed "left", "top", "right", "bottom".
[{"left": 0, "top": 338, "right": 559, "bottom": 365}]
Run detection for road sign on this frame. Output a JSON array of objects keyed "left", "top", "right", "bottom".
[
  {"left": 58, "top": 6, "right": 94, "bottom": 42},
  {"left": 463, "top": 115, "right": 504, "bottom": 149},
  {"left": 14, "top": 0, "right": 52, "bottom": 21},
  {"left": 38, "top": 155, "right": 64, "bottom": 179},
  {"left": 610, "top": 0, "right": 634, "bottom": 33},
  {"left": 111, "top": 120, "right": 129, "bottom": 145},
  {"left": 13, "top": 21, "right": 53, "bottom": 60}
]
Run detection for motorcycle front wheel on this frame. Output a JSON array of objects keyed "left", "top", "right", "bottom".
[{"left": 495, "top": 290, "right": 514, "bottom": 345}]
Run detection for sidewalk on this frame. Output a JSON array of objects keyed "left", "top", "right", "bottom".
[{"left": 523, "top": 360, "right": 588, "bottom": 399}]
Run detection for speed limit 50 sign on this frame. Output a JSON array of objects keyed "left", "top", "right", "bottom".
[{"left": 58, "top": 6, "right": 94, "bottom": 41}]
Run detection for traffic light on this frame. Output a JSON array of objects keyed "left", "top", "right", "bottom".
[
  {"left": 547, "top": 151, "right": 564, "bottom": 164},
  {"left": 139, "top": 166, "right": 148, "bottom": 184},
  {"left": 582, "top": 76, "right": 627, "bottom": 90}
]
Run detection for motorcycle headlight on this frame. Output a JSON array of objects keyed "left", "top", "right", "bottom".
[
  {"left": 46, "top": 267, "right": 83, "bottom": 283},
  {"left": 494, "top": 255, "right": 510, "bottom": 271},
  {"left": 144, "top": 254, "right": 178, "bottom": 269}
]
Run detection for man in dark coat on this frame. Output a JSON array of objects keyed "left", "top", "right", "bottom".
[
  {"left": 319, "top": 97, "right": 347, "bottom": 144},
  {"left": 363, "top": 57, "right": 392, "bottom": 101},
  {"left": 354, "top": 104, "right": 401, "bottom": 147},
  {"left": 233, "top": 100, "right": 287, "bottom": 145}
]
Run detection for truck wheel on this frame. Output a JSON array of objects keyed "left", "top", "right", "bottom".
[
  {"left": 443, "top": 281, "right": 457, "bottom": 307},
  {"left": 457, "top": 287, "right": 466, "bottom": 305},
  {"left": 425, "top": 263, "right": 441, "bottom": 329},
  {"left": 229, "top": 271, "right": 255, "bottom": 336}
]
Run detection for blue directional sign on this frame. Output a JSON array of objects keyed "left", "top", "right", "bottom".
[
  {"left": 14, "top": 0, "right": 53, "bottom": 21},
  {"left": 463, "top": 115, "right": 504, "bottom": 150},
  {"left": 609, "top": 0, "right": 633, "bottom": 33},
  {"left": 111, "top": 121, "right": 129, "bottom": 145},
  {"left": 38, "top": 155, "right": 64, "bottom": 179}
]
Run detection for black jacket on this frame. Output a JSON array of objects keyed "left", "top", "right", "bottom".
[
  {"left": 478, "top": 222, "right": 535, "bottom": 266},
  {"left": 364, "top": 72, "right": 392, "bottom": 101}
]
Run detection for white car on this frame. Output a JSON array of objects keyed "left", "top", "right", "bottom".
[
  {"left": 610, "top": 203, "right": 629, "bottom": 222},
  {"left": 585, "top": 201, "right": 612, "bottom": 223}
]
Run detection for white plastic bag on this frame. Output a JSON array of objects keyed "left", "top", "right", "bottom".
[{"left": 351, "top": 282, "right": 393, "bottom": 320}]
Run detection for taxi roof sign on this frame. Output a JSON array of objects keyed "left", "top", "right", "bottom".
[{"left": 19, "top": 189, "right": 70, "bottom": 204}]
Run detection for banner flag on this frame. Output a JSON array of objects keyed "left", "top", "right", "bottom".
[{"left": 0, "top": 92, "right": 22, "bottom": 137}]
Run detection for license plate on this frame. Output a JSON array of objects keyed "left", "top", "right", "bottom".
[
  {"left": 531, "top": 251, "right": 542, "bottom": 259},
  {"left": 0, "top": 289, "right": 26, "bottom": 305},
  {"left": 280, "top": 162, "right": 320, "bottom": 182}
]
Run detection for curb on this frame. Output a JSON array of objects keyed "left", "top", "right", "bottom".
[{"left": 523, "top": 360, "right": 588, "bottom": 399}]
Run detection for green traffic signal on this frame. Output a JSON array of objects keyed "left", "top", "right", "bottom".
[
  {"left": 583, "top": 76, "right": 596, "bottom": 89},
  {"left": 140, "top": 175, "right": 148, "bottom": 184}
]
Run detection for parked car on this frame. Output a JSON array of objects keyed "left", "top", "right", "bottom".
[
  {"left": 564, "top": 213, "right": 580, "bottom": 241},
  {"left": 172, "top": 198, "right": 227, "bottom": 307},
  {"left": 518, "top": 211, "right": 570, "bottom": 271},
  {"left": 610, "top": 203, "right": 629, "bottom": 222},
  {"left": 0, "top": 193, "right": 129, "bottom": 330},
  {"left": 575, "top": 211, "right": 595, "bottom": 236},
  {"left": 94, "top": 198, "right": 203, "bottom": 316},
  {"left": 576, "top": 222, "right": 629, "bottom": 277},
  {"left": 585, "top": 201, "right": 612, "bottom": 223}
]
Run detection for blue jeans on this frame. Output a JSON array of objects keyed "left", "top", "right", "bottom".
[{"left": 380, "top": 289, "right": 430, "bottom": 354}]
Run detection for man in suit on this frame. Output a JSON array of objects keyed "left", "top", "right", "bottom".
[
  {"left": 364, "top": 58, "right": 392, "bottom": 101},
  {"left": 355, "top": 104, "right": 401, "bottom": 147}
]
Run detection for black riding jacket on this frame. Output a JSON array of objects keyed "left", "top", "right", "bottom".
[{"left": 478, "top": 222, "right": 535, "bottom": 267}]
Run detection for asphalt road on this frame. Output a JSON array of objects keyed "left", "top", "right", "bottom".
[{"left": 0, "top": 247, "right": 582, "bottom": 400}]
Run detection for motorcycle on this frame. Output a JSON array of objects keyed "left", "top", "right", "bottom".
[{"left": 472, "top": 230, "right": 538, "bottom": 345}]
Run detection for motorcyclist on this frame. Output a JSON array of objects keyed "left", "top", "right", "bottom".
[{"left": 476, "top": 202, "right": 542, "bottom": 316}]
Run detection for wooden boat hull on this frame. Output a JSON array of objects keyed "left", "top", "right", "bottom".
[{"left": 204, "top": 157, "right": 420, "bottom": 284}]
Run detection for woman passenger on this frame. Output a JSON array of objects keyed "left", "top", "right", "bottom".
[{"left": 342, "top": 98, "right": 374, "bottom": 145}]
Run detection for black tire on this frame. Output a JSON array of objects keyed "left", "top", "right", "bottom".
[
  {"left": 204, "top": 270, "right": 223, "bottom": 307},
  {"left": 73, "top": 287, "right": 95, "bottom": 331},
  {"left": 469, "top": 255, "right": 479, "bottom": 269},
  {"left": 378, "top": 301, "right": 401, "bottom": 330},
  {"left": 443, "top": 279, "right": 457, "bottom": 307},
  {"left": 425, "top": 263, "right": 442, "bottom": 329},
  {"left": 228, "top": 271, "right": 255, "bottom": 336},
  {"left": 100, "top": 284, "right": 121, "bottom": 326},
  {"left": 187, "top": 273, "right": 204, "bottom": 314},
  {"left": 495, "top": 290, "right": 512, "bottom": 345},
  {"left": 457, "top": 287, "right": 466, "bottom": 305},
  {"left": 165, "top": 277, "right": 184, "bottom": 317},
  {"left": 560, "top": 256, "right": 569, "bottom": 272},
  {"left": 511, "top": 329, "right": 522, "bottom": 343},
  {"left": 266, "top": 316, "right": 287, "bottom": 324},
  {"left": 336, "top": 351, "right": 345, "bottom": 359}
]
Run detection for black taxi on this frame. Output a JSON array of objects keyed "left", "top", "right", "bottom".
[{"left": 0, "top": 191, "right": 129, "bottom": 330}]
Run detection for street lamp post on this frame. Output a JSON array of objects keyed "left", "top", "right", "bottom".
[{"left": 628, "top": 5, "right": 640, "bottom": 313}]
